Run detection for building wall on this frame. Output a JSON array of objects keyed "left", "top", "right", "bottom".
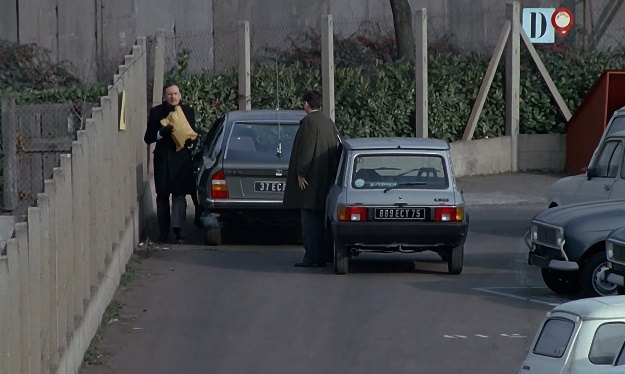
[{"left": 4, "top": 0, "right": 625, "bottom": 81}]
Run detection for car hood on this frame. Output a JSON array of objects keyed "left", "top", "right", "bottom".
[{"left": 533, "top": 199, "right": 625, "bottom": 227}]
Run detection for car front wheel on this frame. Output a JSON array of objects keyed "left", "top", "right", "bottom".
[
  {"left": 580, "top": 252, "right": 618, "bottom": 297},
  {"left": 334, "top": 241, "right": 349, "bottom": 275},
  {"left": 541, "top": 268, "right": 580, "bottom": 295}
]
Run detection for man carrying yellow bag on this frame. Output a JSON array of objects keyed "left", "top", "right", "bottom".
[{"left": 144, "top": 83, "right": 201, "bottom": 243}]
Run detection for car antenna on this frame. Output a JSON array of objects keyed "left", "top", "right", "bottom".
[{"left": 275, "top": 57, "right": 283, "bottom": 158}]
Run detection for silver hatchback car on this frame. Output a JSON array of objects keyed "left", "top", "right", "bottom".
[{"left": 326, "top": 137, "right": 469, "bottom": 275}]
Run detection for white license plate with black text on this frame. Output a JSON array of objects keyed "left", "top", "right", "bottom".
[
  {"left": 254, "top": 181, "right": 285, "bottom": 192},
  {"left": 374, "top": 208, "right": 425, "bottom": 220}
]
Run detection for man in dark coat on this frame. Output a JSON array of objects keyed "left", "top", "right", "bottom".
[
  {"left": 144, "top": 83, "right": 198, "bottom": 243},
  {"left": 284, "top": 90, "right": 340, "bottom": 267}
]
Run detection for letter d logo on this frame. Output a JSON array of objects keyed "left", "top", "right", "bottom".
[{"left": 522, "top": 8, "right": 556, "bottom": 44}]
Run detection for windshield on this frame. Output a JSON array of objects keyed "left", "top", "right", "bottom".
[
  {"left": 225, "top": 122, "right": 299, "bottom": 161},
  {"left": 351, "top": 154, "right": 448, "bottom": 190}
]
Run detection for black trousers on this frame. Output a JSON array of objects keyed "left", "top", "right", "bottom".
[
  {"left": 300, "top": 209, "right": 327, "bottom": 264},
  {"left": 156, "top": 193, "right": 187, "bottom": 239}
]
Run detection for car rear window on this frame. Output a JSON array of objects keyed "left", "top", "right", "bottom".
[
  {"left": 533, "top": 318, "right": 574, "bottom": 358},
  {"left": 225, "top": 122, "right": 299, "bottom": 161},
  {"left": 351, "top": 154, "right": 448, "bottom": 190}
]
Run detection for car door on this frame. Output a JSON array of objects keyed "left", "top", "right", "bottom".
[{"left": 577, "top": 140, "right": 623, "bottom": 202}]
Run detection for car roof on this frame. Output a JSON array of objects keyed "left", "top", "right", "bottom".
[
  {"left": 552, "top": 295, "right": 625, "bottom": 320},
  {"left": 225, "top": 109, "right": 306, "bottom": 123},
  {"left": 344, "top": 137, "right": 449, "bottom": 151}
]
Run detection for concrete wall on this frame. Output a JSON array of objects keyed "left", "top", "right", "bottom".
[
  {"left": 518, "top": 133, "right": 566, "bottom": 172},
  {"left": 450, "top": 133, "right": 566, "bottom": 177},
  {"left": 5, "top": 0, "right": 624, "bottom": 81}
]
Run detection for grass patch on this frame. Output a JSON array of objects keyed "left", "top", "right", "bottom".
[{"left": 83, "top": 254, "right": 143, "bottom": 366}]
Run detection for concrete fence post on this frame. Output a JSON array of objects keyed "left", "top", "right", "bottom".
[
  {"left": 413, "top": 8, "right": 428, "bottom": 138},
  {"left": 15, "top": 222, "right": 30, "bottom": 372},
  {"left": 152, "top": 30, "right": 166, "bottom": 109},
  {"left": 76, "top": 131, "right": 92, "bottom": 302},
  {"left": 27, "top": 207, "right": 43, "bottom": 374},
  {"left": 2, "top": 97, "right": 18, "bottom": 211},
  {"left": 0, "top": 256, "right": 9, "bottom": 374},
  {"left": 36, "top": 191, "right": 52, "bottom": 371},
  {"left": 60, "top": 154, "right": 76, "bottom": 342},
  {"left": 52, "top": 167, "right": 68, "bottom": 363},
  {"left": 6, "top": 238, "right": 22, "bottom": 374},
  {"left": 238, "top": 21, "right": 251, "bottom": 110},
  {"left": 71, "top": 141, "right": 86, "bottom": 321},
  {"left": 321, "top": 15, "right": 335, "bottom": 122},
  {"left": 43, "top": 178, "right": 60, "bottom": 369},
  {"left": 506, "top": 0, "right": 520, "bottom": 171}
]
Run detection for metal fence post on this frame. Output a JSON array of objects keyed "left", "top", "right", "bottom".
[{"left": 2, "top": 97, "right": 18, "bottom": 212}]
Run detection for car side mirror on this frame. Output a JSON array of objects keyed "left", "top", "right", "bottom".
[{"left": 587, "top": 167, "right": 597, "bottom": 180}]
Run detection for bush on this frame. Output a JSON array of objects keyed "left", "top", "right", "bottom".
[{"left": 170, "top": 46, "right": 625, "bottom": 141}]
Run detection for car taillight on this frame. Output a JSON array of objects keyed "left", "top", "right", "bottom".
[
  {"left": 433, "top": 207, "right": 463, "bottom": 222},
  {"left": 338, "top": 206, "right": 368, "bottom": 222},
  {"left": 211, "top": 170, "right": 229, "bottom": 199}
]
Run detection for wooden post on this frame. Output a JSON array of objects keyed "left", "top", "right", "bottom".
[
  {"left": 506, "top": 0, "right": 520, "bottom": 172},
  {"left": 321, "top": 15, "right": 335, "bottom": 122},
  {"left": 462, "top": 21, "right": 511, "bottom": 141},
  {"left": 2, "top": 98, "right": 18, "bottom": 212},
  {"left": 413, "top": 9, "right": 428, "bottom": 138},
  {"left": 238, "top": 21, "right": 251, "bottom": 110}
]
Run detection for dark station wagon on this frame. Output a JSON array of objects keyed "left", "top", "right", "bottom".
[{"left": 196, "top": 110, "right": 305, "bottom": 245}]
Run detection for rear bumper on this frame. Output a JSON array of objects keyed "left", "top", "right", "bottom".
[
  {"left": 201, "top": 200, "right": 299, "bottom": 227},
  {"left": 332, "top": 221, "right": 468, "bottom": 251}
]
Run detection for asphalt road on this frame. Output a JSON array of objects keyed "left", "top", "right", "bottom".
[{"left": 80, "top": 172, "right": 569, "bottom": 374}]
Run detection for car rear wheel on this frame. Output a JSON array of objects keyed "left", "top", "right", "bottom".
[
  {"left": 334, "top": 241, "right": 349, "bottom": 275},
  {"left": 204, "top": 226, "right": 222, "bottom": 246},
  {"left": 541, "top": 268, "right": 580, "bottom": 295},
  {"left": 580, "top": 252, "right": 618, "bottom": 297},
  {"left": 447, "top": 245, "right": 463, "bottom": 275}
]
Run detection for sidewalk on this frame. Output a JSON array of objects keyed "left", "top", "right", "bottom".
[{"left": 457, "top": 172, "right": 566, "bottom": 206}]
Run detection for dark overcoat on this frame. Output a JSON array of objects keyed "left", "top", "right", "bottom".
[
  {"left": 283, "top": 110, "right": 340, "bottom": 210},
  {"left": 144, "top": 102, "right": 197, "bottom": 196}
]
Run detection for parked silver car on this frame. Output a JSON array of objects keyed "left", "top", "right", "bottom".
[
  {"left": 326, "top": 137, "right": 469, "bottom": 275},
  {"left": 547, "top": 107, "right": 625, "bottom": 207},
  {"left": 196, "top": 110, "right": 306, "bottom": 245}
]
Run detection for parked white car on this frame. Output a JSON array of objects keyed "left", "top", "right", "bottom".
[
  {"left": 519, "top": 296, "right": 625, "bottom": 373},
  {"left": 547, "top": 106, "right": 625, "bottom": 207}
]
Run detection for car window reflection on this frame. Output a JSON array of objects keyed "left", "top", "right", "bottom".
[{"left": 351, "top": 154, "right": 448, "bottom": 190}]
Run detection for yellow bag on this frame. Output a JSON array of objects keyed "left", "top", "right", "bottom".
[{"left": 160, "top": 105, "right": 198, "bottom": 151}]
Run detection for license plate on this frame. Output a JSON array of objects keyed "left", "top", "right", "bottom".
[
  {"left": 254, "top": 181, "right": 285, "bottom": 192},
  {"left": 374, "top": 207, "right": 425, "bottom": 220}
]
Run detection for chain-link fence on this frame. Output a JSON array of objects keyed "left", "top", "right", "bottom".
[{"left": 0, "top": 100, "right": 92, "bottom": 216}]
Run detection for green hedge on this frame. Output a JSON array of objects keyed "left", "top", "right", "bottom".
[{"left": 170, "top": 48, "right": 625, "bottom": 141}]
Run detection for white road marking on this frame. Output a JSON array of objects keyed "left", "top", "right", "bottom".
[
  {"left": 475, "top": 334, "right": 489, "bottom": 338},
  {"left": 500, "top": 333, "right": 526, "bottom": 338},
  {"left": 472, "top": 287, "right": 562, "bottom": 307}
]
